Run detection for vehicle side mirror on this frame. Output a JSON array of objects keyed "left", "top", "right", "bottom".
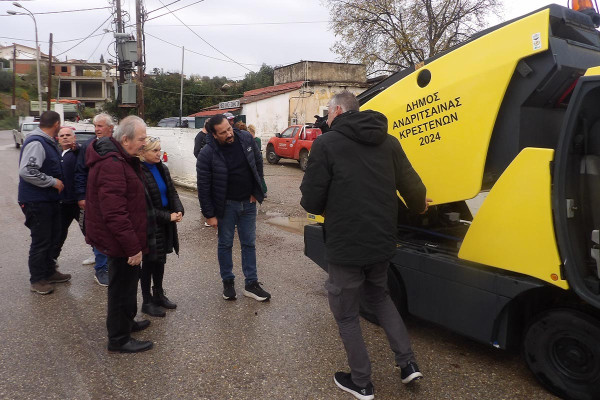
[{"left": 276, "top": 132, "right": 281, "bottom": 138}]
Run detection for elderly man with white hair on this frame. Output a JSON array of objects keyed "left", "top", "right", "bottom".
[
  {"left": 74, "top": 112, "right": 115, "bottom": 286},
  {"left": 85, "top": 115, "right": 152, "bottom": 353}
]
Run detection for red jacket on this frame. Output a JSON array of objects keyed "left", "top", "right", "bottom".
[{"left": 84, "top": 137, "right": 148, "bottom": 258}]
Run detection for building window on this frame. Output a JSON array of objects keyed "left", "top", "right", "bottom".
[{"left": 61, "top": 66, "right": 67, "bottom": 73}]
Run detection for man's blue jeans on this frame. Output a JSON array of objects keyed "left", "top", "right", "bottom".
[
  {"left": 93, "top": 246, "right": 108, "bottom": 272},
  {"left": 217, "top": 200, "right": 257, "bottom": 285}
]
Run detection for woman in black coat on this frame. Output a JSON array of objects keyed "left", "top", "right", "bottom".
[{"left": 139, "top": 137, "right": 184, "bottom": 317}]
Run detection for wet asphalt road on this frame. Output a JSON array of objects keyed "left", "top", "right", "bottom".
[{"left": 0, "top": 130, "right": 556, "bottom": 400}]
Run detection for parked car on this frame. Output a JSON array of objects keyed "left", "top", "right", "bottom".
[
  {"left": 73, "top": 131, "right": 96, "bottom": 145},
  {"left": 157, "top": 117, "right": 196, "bottom": 129},
  {"left": 12, "top": 122, "right": 39, "bottom": 148}
]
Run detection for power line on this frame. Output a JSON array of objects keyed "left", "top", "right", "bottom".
[
  {"left": 145, "top": 32, "right": 261, "bottom": 66},
  {"left": 144, "top": 86, "right": 243, "bottom": 97},
  {"left": 55, "top": 13, "right": 114, "bottom": 56},
  {"left": 153, "top": 0, "right": 253, "bottom": 72},
  {"left": 146, "top": 0, "right": 181, "bottom": 15},
  {"left": 146, "top": 0, "right": 205, "bottom": 22},
  {"left": 147, "top": 20, "right": 330, "bottom": 27},
  {"left": 0, "top": 6, "right": 111, "bottom": 17}
]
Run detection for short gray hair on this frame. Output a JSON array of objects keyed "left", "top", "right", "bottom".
[
  {"left": 114, "top": 115, "right": 146, "bottom": 142},
  {"left": 93, "top": 113, "right": 115, "bottom": 127},
  {"left": 329, "top": 91, "right": 360, "bottom": 113}
]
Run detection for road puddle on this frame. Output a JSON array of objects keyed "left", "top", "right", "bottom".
[{"left": 266, "top": 216, "right": 308, "bottom": 235}]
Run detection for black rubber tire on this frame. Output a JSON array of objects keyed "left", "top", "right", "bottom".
[
  {"left": 523, "top": 308, "right": 600, "bottom": 400},
  {"left": 359, "top": 265, "right": 408, "bottom": 325},
  {"left": 299, "top": 150, "right": 309, "bottom": 171},
  {"left": 15, "top": 138, "right": 20, "bottom": 148},
  {"left": 266, "top": 145, "right": 279, "bottom": 164}
]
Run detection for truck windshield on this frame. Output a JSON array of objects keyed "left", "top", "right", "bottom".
[{"left": 281, "top": 127, "right": 296, "bottom": 138}]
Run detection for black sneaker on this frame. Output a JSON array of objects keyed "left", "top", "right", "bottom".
[
  {"left": 333, "top": 372, "right": 374, "bottom": 400},
  {"left": 222, "top": 279, "right": 236, "bottom": 300},
  {"left": 243, "top": 281, "right": 271, "bottom": 301},
  {"left": 399, "top": 361, "right": 423, "bottom": 384}
]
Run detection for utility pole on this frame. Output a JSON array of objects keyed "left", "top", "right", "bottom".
[
  {"left": 47, "top": 33, "right": 53, "bottom": 111},
  {"left": 115, "top": 0, "right": 124, "bottom": 88},
  {"left": 11, "top": 44, "right": 16, "bottom": 117},
  {"left": 136, "top": 0, "right": 145, "bottom": 119},
  {"left": 179, "top": 46, "right": 184, "bottom": 126}
]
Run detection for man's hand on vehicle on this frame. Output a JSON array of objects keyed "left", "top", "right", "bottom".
[{"left": 421, "top": 197, "right": 433, "bottom": 214}]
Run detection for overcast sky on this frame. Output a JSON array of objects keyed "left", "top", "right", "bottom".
[{"left": 0, "top": 1, "right": 570, "bottom": 79}]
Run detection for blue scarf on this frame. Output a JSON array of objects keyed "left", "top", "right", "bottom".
[{"left": 144, "top": 162, "right": 168, "bottom": 207}]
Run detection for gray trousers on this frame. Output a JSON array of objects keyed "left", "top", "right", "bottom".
[{"left": 326, "top": 261, "right": 415, "bottom": 387}]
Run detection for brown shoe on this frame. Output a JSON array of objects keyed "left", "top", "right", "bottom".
[
  {"left": 30, "top": 280, "right": 54, "bottom": 294},
  {"left": 47, "top": 270, "right": 72, "bottom": 283}
]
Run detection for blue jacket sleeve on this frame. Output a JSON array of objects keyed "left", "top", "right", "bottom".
[
  {"left": 196, "top": 147, "right": 215, "bottom": 219},
  {"left": 74, "top": 138, "right": 92, "bottom": 201}
]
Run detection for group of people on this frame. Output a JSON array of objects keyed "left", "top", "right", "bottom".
[{"left": 18, "top": 91, "right": 430, "bottom": 399}]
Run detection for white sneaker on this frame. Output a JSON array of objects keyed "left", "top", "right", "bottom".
[
  {"left": 204, "top": 222, "right": 211, "bottom": 227},
  {"left": 82, "top": 256, "right": 95, "bottom": 265}
]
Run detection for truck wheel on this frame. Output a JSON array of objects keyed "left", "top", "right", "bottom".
[
  {"left": 15, "top": 140, "right": 20, "bottom": 149},
  {"left": 360, "top": 265, "right": 408, "bottom": 325},
  {"left": 299, "top": 150, "right": 309, "bottom": 171},
  {"left": 266, "top": 145, "right": 279, "bottom": 164},
  {"left": 523, "top": 308, "right": 600, "bottom": 400}
]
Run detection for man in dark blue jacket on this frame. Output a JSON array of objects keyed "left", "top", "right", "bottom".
[
  {"left": 18, "top": 111, "right": 71, "bottom": 295},
  {"left": 52, "top": 127, "right": 84, "bottom": 264},
  {"left": 74, "top": 113, "right": 114, "bottom": 286},
  {"left": 196, "top": 114, "right": 271, "bottom": 302}
]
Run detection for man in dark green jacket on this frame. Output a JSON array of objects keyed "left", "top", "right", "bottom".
[{"left": 300, "top": 91, "right": 430, "bottom": 400}]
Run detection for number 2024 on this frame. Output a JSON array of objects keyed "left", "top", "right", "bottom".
[{"left": 420, "top": 132, "right": 441, "bottom": 146}]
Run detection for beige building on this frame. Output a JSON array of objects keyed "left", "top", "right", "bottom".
[{"left": 54, "top": 61, "right": 115, "bottom": 109}]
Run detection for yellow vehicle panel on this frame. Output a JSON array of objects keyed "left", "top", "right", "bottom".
[
  {"left": 585, "top": 66, "right": 600, "bottom": 76},
  {"left": 458, "top": 148, "right": 567, "bottom": 289},
  {"left": 307, "top": 213, "right": 325, "bottom": 223},
  {"left": 362, "top": 10, "right": 550, "bottom": 205}
]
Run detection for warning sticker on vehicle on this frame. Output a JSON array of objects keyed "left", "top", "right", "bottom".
[{"left": 532, "top": 33, "right": 542, "bottom": 51}]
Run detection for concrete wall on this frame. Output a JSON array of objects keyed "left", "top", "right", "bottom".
[
  {"left": 274, "top": 61, "right": 367, "bottom": 85},
  {"left": 67, "top": 122, "right": 199, "bottom": 187},
  {"left": 241, "top": 91, "right": 292, "bottom": 151},
  {"left": 288, "top": 85, "right": 367, "bottom": 127}
]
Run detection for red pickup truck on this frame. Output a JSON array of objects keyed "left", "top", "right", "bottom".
[{"left": 266, "top": 125, "right": 322, "bottom": 171}]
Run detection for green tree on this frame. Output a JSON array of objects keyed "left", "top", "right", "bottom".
[
  {"left": 0, "top": 70, "right": 11, "bottom": 92},
  {"left": 325, "top": 0, "right": 501, "bottom": 76},
  {"left": 239, "top": 64, "right": 274, "bottom": 93}
]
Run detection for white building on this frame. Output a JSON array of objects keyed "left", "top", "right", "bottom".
[{"left": 189, "top": 61, "right": 370, "bottom": 150}]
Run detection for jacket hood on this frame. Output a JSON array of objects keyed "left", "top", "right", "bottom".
[
  {"left": 86, "top": 136, "right": 132, "bottom": 168},
  {"left": 329, "top": 110, "right": 389, "bottom": 146}
]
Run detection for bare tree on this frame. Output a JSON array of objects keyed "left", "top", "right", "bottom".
[{"left": 325, "top": 0, "right": 502, "bottom": 76}]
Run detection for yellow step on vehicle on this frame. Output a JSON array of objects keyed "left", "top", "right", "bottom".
[{"left": 304, "top": 3, "right": 600, "bottom": 399}]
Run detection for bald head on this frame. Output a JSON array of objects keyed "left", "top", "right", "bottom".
[{"left": 58, "top": 127, "right": 76, "bottom": 150}]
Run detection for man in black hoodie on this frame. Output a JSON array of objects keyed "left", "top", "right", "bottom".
[{"left": 300, "top": 91, "right": 430, "bottom": 400}]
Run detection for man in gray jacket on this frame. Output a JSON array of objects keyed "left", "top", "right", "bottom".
[
  {"left": 18, "top": 111, "right": 71, "bottom": 294},
  {"left": 300, "top": 92, "right": 430, "bottom": 400}
]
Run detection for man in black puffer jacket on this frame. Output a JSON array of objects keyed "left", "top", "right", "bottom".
[
  {"left": 300, "top": 91, "right": 430, "bottom": 399},
  {"left": 197, "top": 114, "right": 270, "bottom": 302}
]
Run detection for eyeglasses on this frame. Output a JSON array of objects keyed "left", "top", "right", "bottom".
[{"left": 147, "top": 136, "right": 160, "bottom": 143}]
